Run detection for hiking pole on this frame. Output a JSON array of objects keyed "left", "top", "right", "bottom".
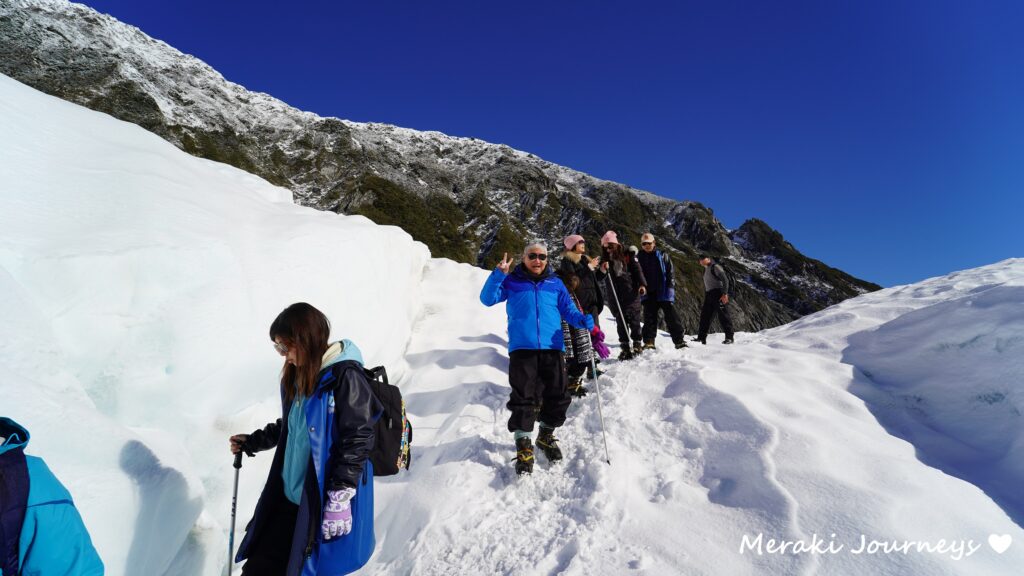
[
  {"left": 585, "top": 330, "right": 612, "bottom": 465},
  {"left": 228, "top": 451, "right": 242, "bottom": 576}
]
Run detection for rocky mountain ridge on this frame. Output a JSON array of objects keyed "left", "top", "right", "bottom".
[{"left": 0, "top": 0, "right": 882, "bottom": 331}]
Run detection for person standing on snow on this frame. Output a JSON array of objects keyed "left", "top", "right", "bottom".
[
  {"left": 0, "top": 417, "right": 104, "bottom": 576},
  {"left": 636, "top": 232, "right": 688, "bottom": 350},
  {"left": 555, "top": 269, "right": 611, "bottom": 398},
  {"left": 558, "top": 234, "right": 610, "bottom": 379},
  {"left": 695, "top": 255, "right": 736, "bottom": 345},
  {"left": 480, "top": 241, "right": 595, "bottom": 475},
  {"left": 599, "top": 231, "right": 647, "bottom": 360},
  {"left": 558, "top": 234, "right": 605, "bottom": 331},
  {"left": 229, "top": 303, "right": 382, "bottom": 576}
]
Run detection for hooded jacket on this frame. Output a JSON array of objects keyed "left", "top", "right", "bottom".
[
  {"left": 558, "top": 251, "right": 605, "bottom": 311},
  {"left": 600, "top": 250, "right": 647, "bottom": 305},
  {"left": 0, "top": 417, "right": 103, "bottom": 576},
  {"left": 637, "top": 249, "right": 676, "bottom": 302},
  {"left": 236, "top": 341, "right": 383, "bottom": 576},
  {"left": 480, "top": 263, "right": 591, "bottom": 352}
]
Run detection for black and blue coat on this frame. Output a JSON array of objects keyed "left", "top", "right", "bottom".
[
  {"left": 236, "top": 353, "right": 383, "bottom": 576},
  {"left": 480, "top": 264, "right": 591, "bottom": 352},
  {"left": 637, "top": 249, "right": 676, "bottom": 303}
]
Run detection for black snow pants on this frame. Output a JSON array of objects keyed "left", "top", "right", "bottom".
[
  {"left": 609, "top": 298, "right": 642, "bottom": 345},
  {"left": 240, "top": 496, "right": 298, "bottom": 576},
  {"left": 507, "top": 349, "right": 571, "bottom": 433},
  {"left": 641, "top": 300, "right": 686, "bottom": 345},
  {"left": 697, "top": 289, "right": 735, "bottom": 340}
]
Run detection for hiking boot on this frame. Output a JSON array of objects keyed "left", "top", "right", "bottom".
[
  {"left": 643, "top": 340, "right": 657, "bottom": 350},
  {"left": 632, "top": 341, "right": 644, "bottom": 355},
  {"left": 513, "top": 437, "right": 534, "bottom": 475},
  {"left": 674, "top": 340, "right": 688, "bottom": 349},
  {"left": 618, "top": 347, "right": 634, "bottom": 361},
  {"left": 691, "top": 336, "right": 706, "bottom": 345},
  {"left": 568, "top": 377, "right": 589, "bottom": 397},
  {"left": 536, "top": 426, "right": 563, "bottom": 462},
  {"left": 723, "top": 337, "right": 735, "bottom": 345}
]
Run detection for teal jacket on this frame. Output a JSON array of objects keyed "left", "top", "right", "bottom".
[{"left": 0, "top": 418, "right": 104, "bottom": 576}]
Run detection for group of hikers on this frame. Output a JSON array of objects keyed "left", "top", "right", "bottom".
[
  {"left": 0, "top": 231, "right": 737, "bottom": 576},
  {"left": 480, "top": 230, "right": 737, "bottom": 476}
]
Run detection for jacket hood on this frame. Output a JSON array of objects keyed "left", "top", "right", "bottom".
[
  {"left": 315, "top": 340, "right": 366, "bottom": 394},
  {"left": 0, "top": 417, "right": 30, "bottom": 455},
  {"left": 562, "top": 251, "right": 582, "bottom": 264},
  {"left": 322, "top": 339, "right": 364, "bottom": 369}
]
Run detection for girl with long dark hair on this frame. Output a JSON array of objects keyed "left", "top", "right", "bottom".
[{"left": 229, "top": 303, "right": 381, "bottom": 576}]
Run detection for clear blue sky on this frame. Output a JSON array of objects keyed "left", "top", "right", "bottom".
[{"left": 78, "top": 0, "right": 1023, "bottom": 287}]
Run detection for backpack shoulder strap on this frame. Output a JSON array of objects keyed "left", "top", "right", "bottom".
[{"left": 365, "top": 366, "right": 388, "bottom": 386}]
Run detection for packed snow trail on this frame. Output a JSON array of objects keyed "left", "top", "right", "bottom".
[
  {"left": 366, "top": 258, "right": 1024, "bottom": 575},
  {"left": 370, "top": 260, "right": 807, "bottom": 576}
]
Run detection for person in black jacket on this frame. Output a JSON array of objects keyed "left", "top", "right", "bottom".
[
  {"left": 696, "top": 256, "right": 736, "bottom": 345},
  {"left": 636, "top": 232, "right": 687, "bottom": 350},
  {"left": 558, "top": 234, "right": 605, "bottom": 330},
  {"left": 229, "top": 303, "right": 382, "bottom": 576},
  {"left": 599, "top": 230, "right": 647, "bottom": 359}
]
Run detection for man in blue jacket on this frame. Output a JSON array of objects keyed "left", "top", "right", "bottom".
[
  {"left": 480, "top": 241, "right": 595, "bottom": 475},
  {"left": 637, "top": 232, "right": 687, "bottom": 350},
  {"left": 0, "top": 417, "right": 104, "bottom": 576}
]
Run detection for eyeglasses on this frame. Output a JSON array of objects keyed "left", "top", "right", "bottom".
[
  {"left": 273, "top": 341, "right": 288, "bottom": 355},
  {"left": 641, "top": 242, "right": 653, "bottom": 246},
  {"left": 527, "top": 253, "right": 548, "bottom": 261}
]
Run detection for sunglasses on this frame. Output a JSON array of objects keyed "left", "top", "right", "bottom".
[
  {"left": 641, "top": 242, "right": 653, "bottom": 246},
  {"left": 273, "top": 341, "right": 288, "bottom": 355},
  {"left": 527, "top": 253, "right": 548, "bottom": 261}
]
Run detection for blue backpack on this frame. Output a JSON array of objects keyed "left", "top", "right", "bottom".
[{"left": 0, "top": 444, "right": 29, "bottom": 576}]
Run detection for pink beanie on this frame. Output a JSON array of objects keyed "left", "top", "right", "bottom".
[
  {"left": 601, "top": 230, "right": 619, "bottom": 247},
  {"left": 563, "top": 234, "right": 585, "bottom": 250}
]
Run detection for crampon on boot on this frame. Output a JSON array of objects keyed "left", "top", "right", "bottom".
[
  {"left": 568, "top": 376, "right": 589, "bottom": 397},
  {"left": 513, "top": 437, "right": 534, "bottom": 475},
  {"left": 536, "top": 426, "right": 563, "bottom": 462}
]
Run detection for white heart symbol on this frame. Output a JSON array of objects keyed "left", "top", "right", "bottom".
[{"left": 988, "top": 534, "right": 1012, "bottom": 554}]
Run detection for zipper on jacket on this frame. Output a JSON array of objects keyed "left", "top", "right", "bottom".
[
  {"left": 535, "top": 283, "right": 541, "bottom": 348},
  {"left": 304, "top": 453, "right": 321, "bottom": 559}
]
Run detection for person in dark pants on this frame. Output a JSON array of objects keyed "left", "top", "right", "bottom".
[
  {"left": 229, "top": 303, "right": 382, "bottom": 576},
  {"left": 558, "top": 234, "right": 605, "bottom": 330},
  {"left": 480, "top": 241, "right": 594, "bottom": 475},
  {"left": 559, "top": 233, "right": 609, "bottom": 379},
  {"left": 696, "top": 255, "right": 736, "bottom": 345},
  {"left": 556, "top": 270, "right": 610, "bottom": 397},
  {"left": 636, "top": 232, "right": 687, "bottom": 350},
  {"left": 599, "top": 230, "right": 647, "bottom": 359}
]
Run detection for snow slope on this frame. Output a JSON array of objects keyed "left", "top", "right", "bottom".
[{"left": 2, "top": 71, "right": 1023, "bottom": 575}]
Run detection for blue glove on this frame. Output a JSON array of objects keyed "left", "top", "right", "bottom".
[{"left": 584, "top": 314, "right": 595, "bottom": 331}]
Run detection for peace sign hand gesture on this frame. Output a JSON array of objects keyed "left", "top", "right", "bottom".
[{"left": 497, "top": 253, "right": 513, "bottom": 274}]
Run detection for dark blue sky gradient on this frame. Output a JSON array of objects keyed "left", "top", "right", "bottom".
[{"left": 77, "top": 0, "right": 1024, "bottom": 286}]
